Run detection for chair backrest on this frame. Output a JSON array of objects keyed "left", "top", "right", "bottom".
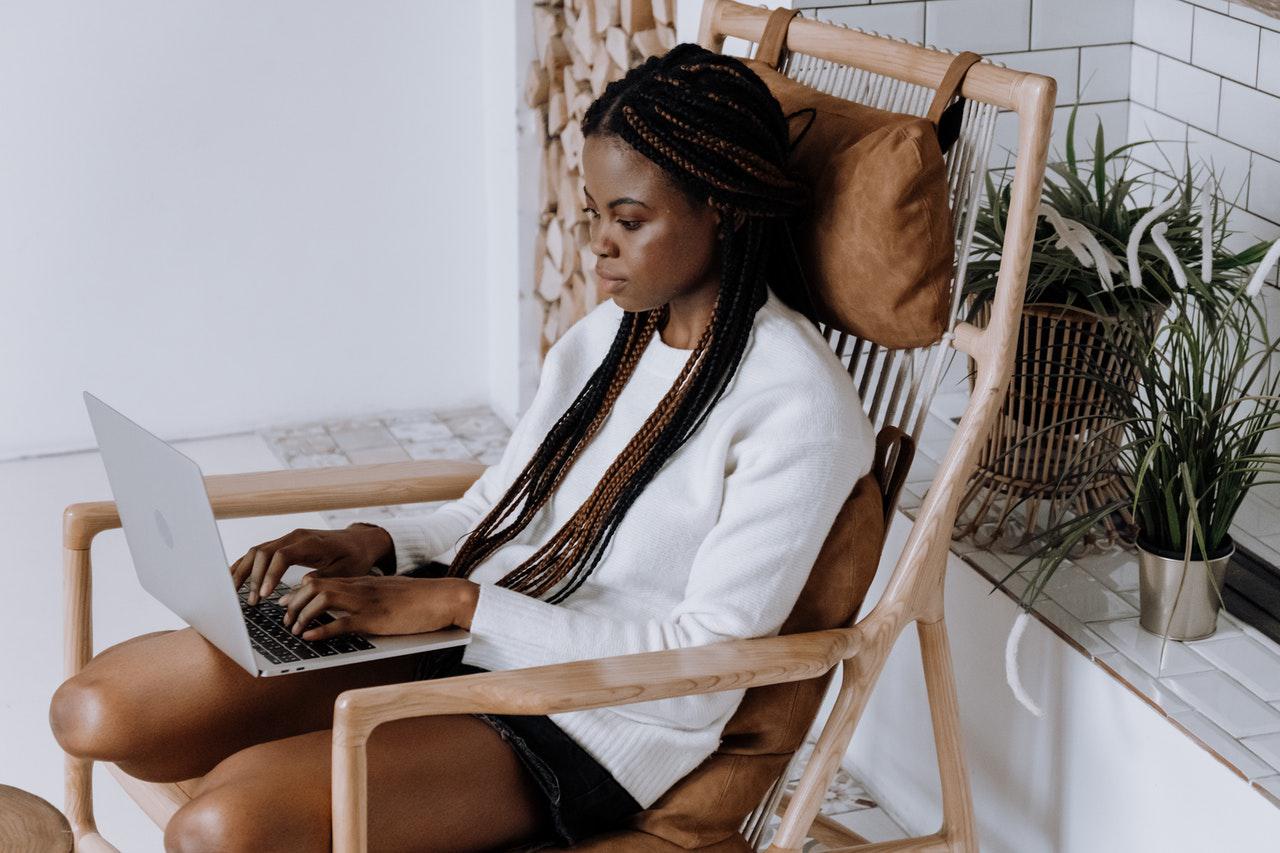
[
  {"left": 761, "top": 12, "right": 1001, "bottom": 519},
  {"left": 671, "top": 4, "right": 1053, "bottom": 850}
]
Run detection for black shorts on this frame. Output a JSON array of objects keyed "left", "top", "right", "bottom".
[{"left": 406, "top": 565, "right": 643, "bottom": 849}]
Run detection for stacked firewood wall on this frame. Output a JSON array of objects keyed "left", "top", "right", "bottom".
[{"left": 525, "top": 0, "right": 677, "bottom": 358}]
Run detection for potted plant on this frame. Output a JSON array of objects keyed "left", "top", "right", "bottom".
[
  {"left": 1000, "top": 196, "right": 1280, "bottom": 644},
  {"left": 956, "top": 106, "right": 1258, "bottom": 550}
]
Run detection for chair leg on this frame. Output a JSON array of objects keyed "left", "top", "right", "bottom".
[
  {"left": 916, "top": 618, "right": 977, "bottom": 853},
  {"left": 766, "top": 655, "right": 881, "bottom": 853},
  {"left": 766, "top": 618, "right": 978, "bottom": 853},
  {"left": 62, "top": 545, "right": 114, "bottom": 851}
]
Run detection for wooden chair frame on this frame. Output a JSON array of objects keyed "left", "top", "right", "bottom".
[{"left": 57, "top": 3, "right": 1054, "bottom": 850}]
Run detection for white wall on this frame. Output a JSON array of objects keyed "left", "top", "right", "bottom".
[
  {"left": 0, "top": 1, "right": 529, "bottom": 461},
  {"left": 818, "top": 511, "right": 1280, "bottom": 851}
]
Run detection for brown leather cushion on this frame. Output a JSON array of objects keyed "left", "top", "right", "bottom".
[
  {"left": 743, "top": 56, "right": 955, "bottom": 349},
  {"left": 537, "top": 469, "right": 885, "bottom": 851}
]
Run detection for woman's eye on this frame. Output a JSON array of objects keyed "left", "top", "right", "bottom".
[{"left": 582, "top": 207, "right": 640, "bottom": 231}]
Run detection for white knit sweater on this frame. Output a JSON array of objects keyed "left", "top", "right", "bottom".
[{"left": 362, "top": 288, "right": 875, "bottom": 809}]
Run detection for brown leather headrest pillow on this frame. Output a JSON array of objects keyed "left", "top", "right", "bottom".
[{"left": 746, "top": 8, "right": 982, "bottom": 349}]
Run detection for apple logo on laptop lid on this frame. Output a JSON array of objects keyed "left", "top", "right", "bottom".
[{"left": 154, "top": 508, "right": 175, "bottom": 550}]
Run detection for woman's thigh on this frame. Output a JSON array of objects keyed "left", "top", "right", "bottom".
[
  {"left": 164, "top": 713, "right": 553, "bottom": 853},
  {"left": 49, "top": 626, "right": 422, "bottom": 783}
]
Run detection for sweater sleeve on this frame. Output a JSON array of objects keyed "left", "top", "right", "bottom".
[{"left": 461, "top": 406, "right": 874, "bottom": 687}]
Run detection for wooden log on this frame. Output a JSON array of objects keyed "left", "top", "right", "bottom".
[
  {"left": 561, "top": 223, "right": 581, "bottom": 277},
  {"left": 542, "top": 300, "right": 559, "bottom": 350},
  {"left": 558, "top": 287, "right": 581, "bottom": 333},
  {"left": 546, "top": 33, "right": 570, "bottom": 74},
  {"left": 534, "top": 6, "right": 558, "bottom": 66},
  {"left": 651, "top": 0, "right": 673, "bottom": 26},
  {"left": 620, "top": 0, "right": 655, "bottom": 35},
  {"left": 546, "top": 142, "right": 562, "bottom": 203},
  {"left": 572, "top": 6, "right": 596, "bottom": 64},
  {"left": 557, "top": 171, "right": 581, "bottom": 226},
  {"left": 590, "top": 42, "right": 613, "bottom": 97},
  {"left": 594, "top": 0, "right": 619, "bottom": 34},
  {"left": 534, "top": 228, "right": 548, "bottom": 284},
  {"left": 571, "top": 89, "right": 594, "bottom": 118},
  {"left": 656, "top": 24, "right": 675, "bottom": 51},
  {"left": 563, "top": 64, "right": 587, "bottom": 104},
  {"left": 548, "top": 89, "right": 568, "bottom": 136},
  {"left": 632, "top": 28, "right": 663, "bottom": 59},
  {"left": 605, "top": 26, "right": 630, "bottom": 71},
  {"left": 561, "top": 119, "right": 585, "bottom": 172},
  {"left": 524, "top": 60, "right": 549, "bottom": 108},
  {"left": 537, "top": 252, "right": 566, "bottom": 302},
  {"left": 546, "top": 218, "right": 564, "bottom": 273},
  {"left": 605, "top": 59, "right": 628, "bottom": 86}
]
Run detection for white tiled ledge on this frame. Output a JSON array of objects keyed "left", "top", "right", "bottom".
[{"left": 904, "top": 393, "right": 1280, "bottom": 811}]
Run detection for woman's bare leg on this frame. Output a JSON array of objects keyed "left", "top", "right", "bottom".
[
  {"left": 163, "top": 715, "right": 554, "bottom": 853},
  {"left": 50, "top": 627, "right": 428, "bottom": 782}
]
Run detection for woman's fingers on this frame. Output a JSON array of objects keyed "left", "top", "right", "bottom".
[
  {"left": 229, "top": 548, "right": 254, "bottom": 591},
  {"left": 246, "top": 549, "right": 273, "bottom": 605},
  {"left": 257, "top": 547, "right": 301, "bottom": 601},
  {"left": 300, "top": 614, "right": 356, "bottom": 642},
  {"left": 283, "top": 578, "right": 351, "bottom": 633}
]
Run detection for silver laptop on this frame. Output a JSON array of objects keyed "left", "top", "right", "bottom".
[{"left": 83, "top": 391, "right": 470, "bottom": 677}]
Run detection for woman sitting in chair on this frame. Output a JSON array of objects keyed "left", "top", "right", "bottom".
[{"left": 50, "top": 43, "right": 875, "bottom": 853}]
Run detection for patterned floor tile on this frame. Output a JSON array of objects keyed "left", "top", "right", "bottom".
[
  {"left": 403, "top": 437, "right": 474, "bottom": 461},
  {"left": 346, "top": 446, "right": 411, "bottom": 465}
]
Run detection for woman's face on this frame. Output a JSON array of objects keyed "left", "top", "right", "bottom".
[{"left": 580, "top": 134, "right": 722, "bottom": 315}]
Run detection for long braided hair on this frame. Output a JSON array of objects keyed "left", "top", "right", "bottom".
[{"left": 442, "top": 43, "right": 814, "bottom": 603}]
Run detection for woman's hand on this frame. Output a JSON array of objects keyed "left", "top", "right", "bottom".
[
  {"left": 230, "top": 525, "right": 392, "bottom": 605},
  {"left": 278, "top": 574, "right": 480, "bottom": 640}
]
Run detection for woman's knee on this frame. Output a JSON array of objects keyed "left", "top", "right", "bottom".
[
  {"left": 164, "top": 786, "right": 315, "bottom": 853},
  {"left": 48, "top": 631, "right": 184, "bottom": 767},
  {"left": 49, "top": 672, "right": 136, "bottom": 761}
]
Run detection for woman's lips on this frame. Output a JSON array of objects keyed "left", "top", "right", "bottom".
[{"left": 598, "top": 275, "right": 627, "bottom": 293}]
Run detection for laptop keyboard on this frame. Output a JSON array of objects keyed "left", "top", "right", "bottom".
[{"left": 238, "top": 583, "right": 375, "bottom": 665}]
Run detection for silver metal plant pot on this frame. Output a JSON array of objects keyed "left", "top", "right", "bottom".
[{"left": 1137, "top": 538, "right": 1234, "bottom": 641}]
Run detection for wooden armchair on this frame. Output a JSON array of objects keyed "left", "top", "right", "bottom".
[{"left": 57, "top": 2, "right": 1054, "bottom": 850}]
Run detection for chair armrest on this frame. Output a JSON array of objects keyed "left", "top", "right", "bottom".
[
  {"left": 331, "top": 626, "right": 864, "bottom": 746},
  {"left": 328, "top": 626, "right": 867, "bottom": 851},
  {"left": 62, "top": 458, "right": 485, "bottom": 549}
]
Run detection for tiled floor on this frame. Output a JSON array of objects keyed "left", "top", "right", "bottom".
[
  {"left": 3, "top": 403, "right": 906, "bottom": 852},
  {"left": 907, "top": 391, "right": 1280, "bottom": 811}
]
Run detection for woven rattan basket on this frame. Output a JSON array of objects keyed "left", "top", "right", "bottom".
[{"left": 954, "top": 301, "right": 1157, "bottom": 550}]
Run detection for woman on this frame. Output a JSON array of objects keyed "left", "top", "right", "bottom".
[{"left": 49, "top": 43, "right": 875, "bottom": 852}]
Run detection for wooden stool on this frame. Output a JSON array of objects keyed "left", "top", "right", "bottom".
[{"left": 0, "top": 785, "right": 73, "bottom": 852}]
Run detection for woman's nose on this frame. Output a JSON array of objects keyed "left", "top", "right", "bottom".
[{"left": 588, "top": 228, "right": 614, "bottom": 259}]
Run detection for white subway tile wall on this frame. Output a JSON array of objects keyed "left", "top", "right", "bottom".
[
  {"left": 1156, "top": 54, "right": 1223, "bottom": 130},
  {"left": 1031, "top": 0, "right": 1134, "bottom": 49},
  {"left": 1134, "top": 0, "right": 1196, "bottom": 60},
  {"left": 924, "top": 0, "right": 1030, "bottom": 53},
  {"left": 798, "top": 0, "right": 1278, "bottom": 267},
  {"left": 1260, "top": 29, "right": 1280, "bottom": 94},
  {"left": 812, "top": 3, "right": 926, "bottom": 42},
  {"left": 1191, "top": 5, "right": 1261, "bottom": 84},
  {"left": 1130, "top": 44, "right": 1160, "bottom": 104},
  {"left": 1080, "top": 43, "right": 1133, "bottom": 101}
]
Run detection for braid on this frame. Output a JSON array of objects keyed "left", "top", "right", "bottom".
[{"left": 443, "top": 43, "right": 811, "bottom": 602}]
